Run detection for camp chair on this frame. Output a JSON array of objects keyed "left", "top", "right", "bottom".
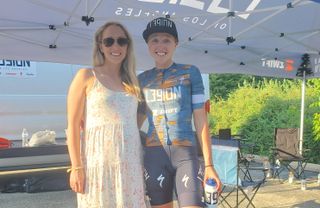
[
  {"left": 212, "top": 138, "right": 267, "bottom": 208},
  {"left": 271, "top": 128, "right": 307, "bottom": 179},
  {"left": 217, "top": 129, "right": 254, "bottom": 182},
  {"left": 219, "top": 128, "right": 232, "bottom": 140}
]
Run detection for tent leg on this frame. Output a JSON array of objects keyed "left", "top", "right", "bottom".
[{"left": 299, "top": 71, "right": 306, "bottom": 157}]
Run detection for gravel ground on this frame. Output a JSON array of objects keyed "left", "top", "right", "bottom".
[{"left": 0, "top": 162, "right": 319, "bottom": 208}]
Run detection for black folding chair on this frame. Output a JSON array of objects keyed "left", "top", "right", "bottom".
[
  {"left": 219, "top": 128, "right": 232, "bottom": 140},
  {"left": 271, "top": 128, "right": 307, "bottom": 179},
  {"left": 212, "top": 138, "right": 267, "bottom": 208}
]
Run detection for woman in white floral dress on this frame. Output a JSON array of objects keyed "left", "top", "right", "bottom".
[{"left": 67, "top": 22, "right": 148, "bottom": 208}]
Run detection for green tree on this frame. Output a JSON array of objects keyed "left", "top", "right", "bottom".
[
  {"left": 209, "top": 74, "right": 253, "bottom": 100},
  {"left": 309, "top": 78, "right": 320, "bottom": 141},
  {"left": 209, "top": 74, "right": 284, "bottom": 101}
]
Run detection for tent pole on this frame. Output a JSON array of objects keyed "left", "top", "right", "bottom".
[{"left": 299, "top": 71, "right": 306, "bottom": 156}]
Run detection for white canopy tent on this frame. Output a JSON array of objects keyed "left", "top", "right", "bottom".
[
  {"left": 1, "top": 0, "right": 320, "bottom": 152},
  {"left": 1, "top": 0, "right": 319, "bottom": 77}
]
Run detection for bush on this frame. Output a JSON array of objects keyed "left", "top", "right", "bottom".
[{"left": 209, "top": 79, "right": 320, "bottom": 163}]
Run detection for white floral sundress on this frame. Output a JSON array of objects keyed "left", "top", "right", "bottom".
[{"left": 77, "top": 75, "right": 148, "bottom": 208}]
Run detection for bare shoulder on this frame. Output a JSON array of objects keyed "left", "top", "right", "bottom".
[
  {"left": 75, "top": 68, "right": 94, "bottom": 80},
  {"left": 69, "top": 68, "right": 94, "bottom": 92},
  {"left": 72, "top": 68, "right": 94, "bottom": 85}
]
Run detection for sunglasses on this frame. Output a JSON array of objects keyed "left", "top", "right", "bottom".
[{"left": 102, "top": 37, "right": 129, "bottom": 47}]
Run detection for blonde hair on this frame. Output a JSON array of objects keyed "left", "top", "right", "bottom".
[{"left": 93, "top": 22, "right": 141, "bottom": 100}]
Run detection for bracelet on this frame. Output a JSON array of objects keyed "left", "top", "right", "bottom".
[
  {"left": 205, "top": 165, "right": 214, "bottom": 168},
  {"left": 67, "top": 166, "right": 83, "bottom": 173}
]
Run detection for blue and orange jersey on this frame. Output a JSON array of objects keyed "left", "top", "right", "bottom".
[{"left": 138, "top": 63, "right": 205, "bottom": 146}]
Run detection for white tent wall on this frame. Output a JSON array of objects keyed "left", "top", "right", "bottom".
[
  {"left": 0, "top": 62, "right": 210, "bottom": 141},
  {"left": 0, "top": 62, "right": 81, "bottom": 141}
]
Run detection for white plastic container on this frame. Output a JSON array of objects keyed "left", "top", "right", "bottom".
[
  {"left": 263, "top": 158, "right": 271, "bottom": 178},
  {"left": 288, "top": 171, "right": 294, "bottom": 184},
  {"left": 21, "top": 128, "right": 29, "bottom": 147},
  {"left": 205, "top": 178, "right": 218, "bottom": 207},
  {"left": 301, "top": 179, "right": 307, "bottom": 191}
]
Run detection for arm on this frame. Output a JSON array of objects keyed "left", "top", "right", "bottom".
[
  {"left": 193, "top": 107, "right": 222, "bottom": 192},
  {"left": 67, "top": 68, "right": 92, "bottom": 193}
]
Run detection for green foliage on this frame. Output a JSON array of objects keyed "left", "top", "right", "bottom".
[
  {"left": 308, "top": 78, "right": 320, "bottom": 141},
  {"left": 209, "top": 74, "right": 254, "bottom": 101},
  {"left": 209, "top": 78, "right": 320, "bottom": 163},
  {"left": 209, "top": 74, "right": 283, "bottom": 101}
]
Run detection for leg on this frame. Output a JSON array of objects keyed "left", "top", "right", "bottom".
[
  {"left": 172, "top": 146, "right": 204, "bottom": 208},
  {"left": 144, "top": 146, "right": 175, "bottom": 207}
]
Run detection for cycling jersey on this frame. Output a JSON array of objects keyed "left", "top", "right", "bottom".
[{"left": 138, "top": 63, "right": 205, "bottom": 146}]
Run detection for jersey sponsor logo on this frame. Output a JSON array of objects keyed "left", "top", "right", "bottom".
[
  {"left": 157, "top": 174, "right": 165, "bottom": 188},
  {"left": 152, "top": 108, "right": 179, "bottom": 116},
  {"left": 182, "top": 174, "right": 190, "bottom": 188},
  {"left": 144, "top": 86, "right": 181, "bottom": 102}
]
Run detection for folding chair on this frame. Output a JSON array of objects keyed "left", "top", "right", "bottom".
[
  {"left": 271, "top": 128, "right": 307, "bottom": 179},
  {"left": 212, "top": 138, "right": 267, "bottom": 208},
  {"left": 219, "top": 128, "right": 232, "bottom": 140},
  {"left": 217, "top": 129, "right": 254, "bottom": 182}
]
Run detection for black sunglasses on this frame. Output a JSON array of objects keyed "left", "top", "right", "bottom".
[{"left": 102, "top": 37, "right": 129, "bottom": 47}]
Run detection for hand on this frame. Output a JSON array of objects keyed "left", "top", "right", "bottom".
[
  {"left": 69, "top": 168, "right": 85, "bottom": 194},
  {"left": 204, "top": 166, "right": 222, "bottom": 193}
]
